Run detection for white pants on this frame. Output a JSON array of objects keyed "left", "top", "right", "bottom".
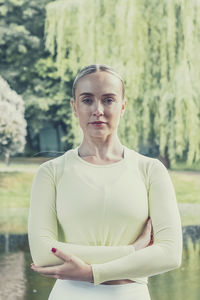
[{"left": 48, "top": 279, "right": 151, "bottom": 300}]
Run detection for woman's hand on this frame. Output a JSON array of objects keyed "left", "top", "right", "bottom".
[
  {"left": 30, "top": 248, "right": 94, "bottom": 282},
  {"left": 132, "top": 217, "right": 154, "bottom": 250}
]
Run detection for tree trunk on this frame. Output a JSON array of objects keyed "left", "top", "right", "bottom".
[
  {"left": 5, "top": 152, "right": 10, "bottom": 166},
  {"left": 158, "top": 147, "right": 170, "bottom": 169}
]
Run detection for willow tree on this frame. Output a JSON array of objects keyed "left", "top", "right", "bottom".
[{"left": 45, "top": 0, "right": 200, "bottom": 167}]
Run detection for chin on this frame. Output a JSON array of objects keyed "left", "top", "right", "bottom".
[{"left": 89, "top": 131, "right": 106, "bottom": 137}]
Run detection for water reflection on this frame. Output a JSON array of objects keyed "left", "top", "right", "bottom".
[
  {"left": 148, "top": 230, "right": 200, "bottom": 300},
  {"left": 0, "top": 228, "right": 199, "bottom": 300},
  {"left": 24, "top": 251, "right": 55, "bottom": 300}
]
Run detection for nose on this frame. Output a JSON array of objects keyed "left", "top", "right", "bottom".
[{"left": 92, "top": 101, "right": 104, "bottom": 116}]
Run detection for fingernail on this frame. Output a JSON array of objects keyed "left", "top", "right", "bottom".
[{"left": 51, "top": 247, "right": 57, "bottom": 253}]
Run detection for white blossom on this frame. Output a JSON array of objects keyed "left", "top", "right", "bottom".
[{"left": 0, "top": 76, "right": 27, "bottom": 158}]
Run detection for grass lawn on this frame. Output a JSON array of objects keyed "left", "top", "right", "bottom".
[
  {"left": 0, "top": 172, "right": 34, "bottom": 208},
  {"left": 0, "top": 159, "right": 200, "bottom": 233},
  {"left": 170, "top": 170, "right": 200, "bottom": 204}
]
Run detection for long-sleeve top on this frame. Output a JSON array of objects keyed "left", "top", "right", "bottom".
[{"left": 28, "top": 145, "right": 183, "bottom": 286}]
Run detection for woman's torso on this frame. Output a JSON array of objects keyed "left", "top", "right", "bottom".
[{"left": 54, "top": 146, "right": 150, "bottom": 285}]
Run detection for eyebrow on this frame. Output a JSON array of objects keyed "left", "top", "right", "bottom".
[{"left": 79, "top": 92, "right": 117, "bottom": 97}]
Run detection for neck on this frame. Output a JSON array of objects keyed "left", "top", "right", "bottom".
[{"left": 78, "top": 134, "right": 124, "bottom": 160}]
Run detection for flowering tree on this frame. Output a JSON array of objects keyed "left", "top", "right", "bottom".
[{"left": 0, "top": 76, "right": 27, "bottom": 165}]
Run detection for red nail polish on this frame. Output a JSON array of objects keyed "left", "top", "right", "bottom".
[{"left": 51, "top": 247, "right": 57, "bottom": 253}]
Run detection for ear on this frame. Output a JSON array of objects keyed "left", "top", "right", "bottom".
[
  {"left": 70, "top": 98, "right": 78, "bottom": 118},
  {"left": 120, "top": 98, "right": 127, "bottom": 117}
]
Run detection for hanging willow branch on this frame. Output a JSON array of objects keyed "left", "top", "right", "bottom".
[{"left": 45, "top": 0, "right": 200, "bottom": 166}]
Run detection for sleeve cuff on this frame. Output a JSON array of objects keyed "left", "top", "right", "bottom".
[{"left": 91, "top": 245, "right": 135, "bottom": 286}]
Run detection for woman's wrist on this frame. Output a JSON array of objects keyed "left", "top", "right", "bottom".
[{"left": 83, "top": 265, "right": 94, "bottom": 283}]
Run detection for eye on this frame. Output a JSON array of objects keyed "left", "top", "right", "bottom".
[
  {"left": 104, "top": 98, "right": 114, "bottom": 104},
  {"left": 82, "top": 98, "right": 92, "bottom": 104},
  {"left": 82, "top": 97, "right": 115, "bottom": 104}
]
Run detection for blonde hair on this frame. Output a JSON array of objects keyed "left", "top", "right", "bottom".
[{"left": 72, "top": 64, "right": 125, "bottom": 100}]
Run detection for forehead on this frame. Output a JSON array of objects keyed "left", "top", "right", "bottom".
[{"left": 76, "top": 72, "right": 122, "bottom": 97}]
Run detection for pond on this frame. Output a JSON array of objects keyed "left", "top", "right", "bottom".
[{"left": 0, "top": 226, "right": 199, "bottom": 300}]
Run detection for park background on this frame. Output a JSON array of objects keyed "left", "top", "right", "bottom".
[{"left": 0, "top": 0, "right": 200, "bottom": 299}]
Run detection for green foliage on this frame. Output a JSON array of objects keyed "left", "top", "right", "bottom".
[
  {"left": 0, "top": 0, "right": 76, "bottom": 151},
  {"left": 1, "top": 0, "right": 200, "bottom": 163},
  {"left": 0, "top": 0, "right": 48, "bottom": 93},
  {"left": 45, "top": 0, "right": 200, "bottom": 165},
  {"left": 23, "top": 55, "right": 75, "bottom": 147}
]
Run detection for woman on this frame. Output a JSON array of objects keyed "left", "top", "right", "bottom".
[{"left": 28, "top": 64, "right": 183, "bottom": 300}]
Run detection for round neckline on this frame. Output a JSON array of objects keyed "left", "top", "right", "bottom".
[{"left": 73, "top": 146, "right": 128, "bottom": 168}]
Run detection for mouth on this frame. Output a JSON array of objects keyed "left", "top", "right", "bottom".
[
  {"left": 89, "top": 121, "right": 106, "bottom": 124},
  {"left": 89, "top": 121, "right": 107, "bottom": 127}
]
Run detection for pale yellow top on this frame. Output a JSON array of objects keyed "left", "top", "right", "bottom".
[{"left": 28, "top": 145, "right": 183, "bottom": 286}]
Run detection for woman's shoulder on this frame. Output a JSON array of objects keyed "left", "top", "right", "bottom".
[
  {"left": 34, "top": 149, "right": 75, "bottom": 184},
  {"left": 126, "top": 147, "right": 169, "bottom": 191},
  {"left": 37, "top": 152, "right": 65, "bottom": 170},
  {"left": 126, "top": 146, "right": 158, "bottom": 166},
  {"left": 38, "top": 148, "right": 75, "bottom": 169},
  {"left": 125, "top": 146, "right": 167, "bottom": 178}
]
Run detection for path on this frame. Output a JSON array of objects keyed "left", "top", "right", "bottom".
[{"left": 0, "top": 251, "right": 26, "bottom": 300}]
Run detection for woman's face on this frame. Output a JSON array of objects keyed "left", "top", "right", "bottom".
[{"left": 71, "top": 71, "right": 126, "bottom": 138}]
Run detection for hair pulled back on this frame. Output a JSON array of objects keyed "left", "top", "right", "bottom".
[{"left": 72, "top": 64, "right": 125, "bottom": 101}]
